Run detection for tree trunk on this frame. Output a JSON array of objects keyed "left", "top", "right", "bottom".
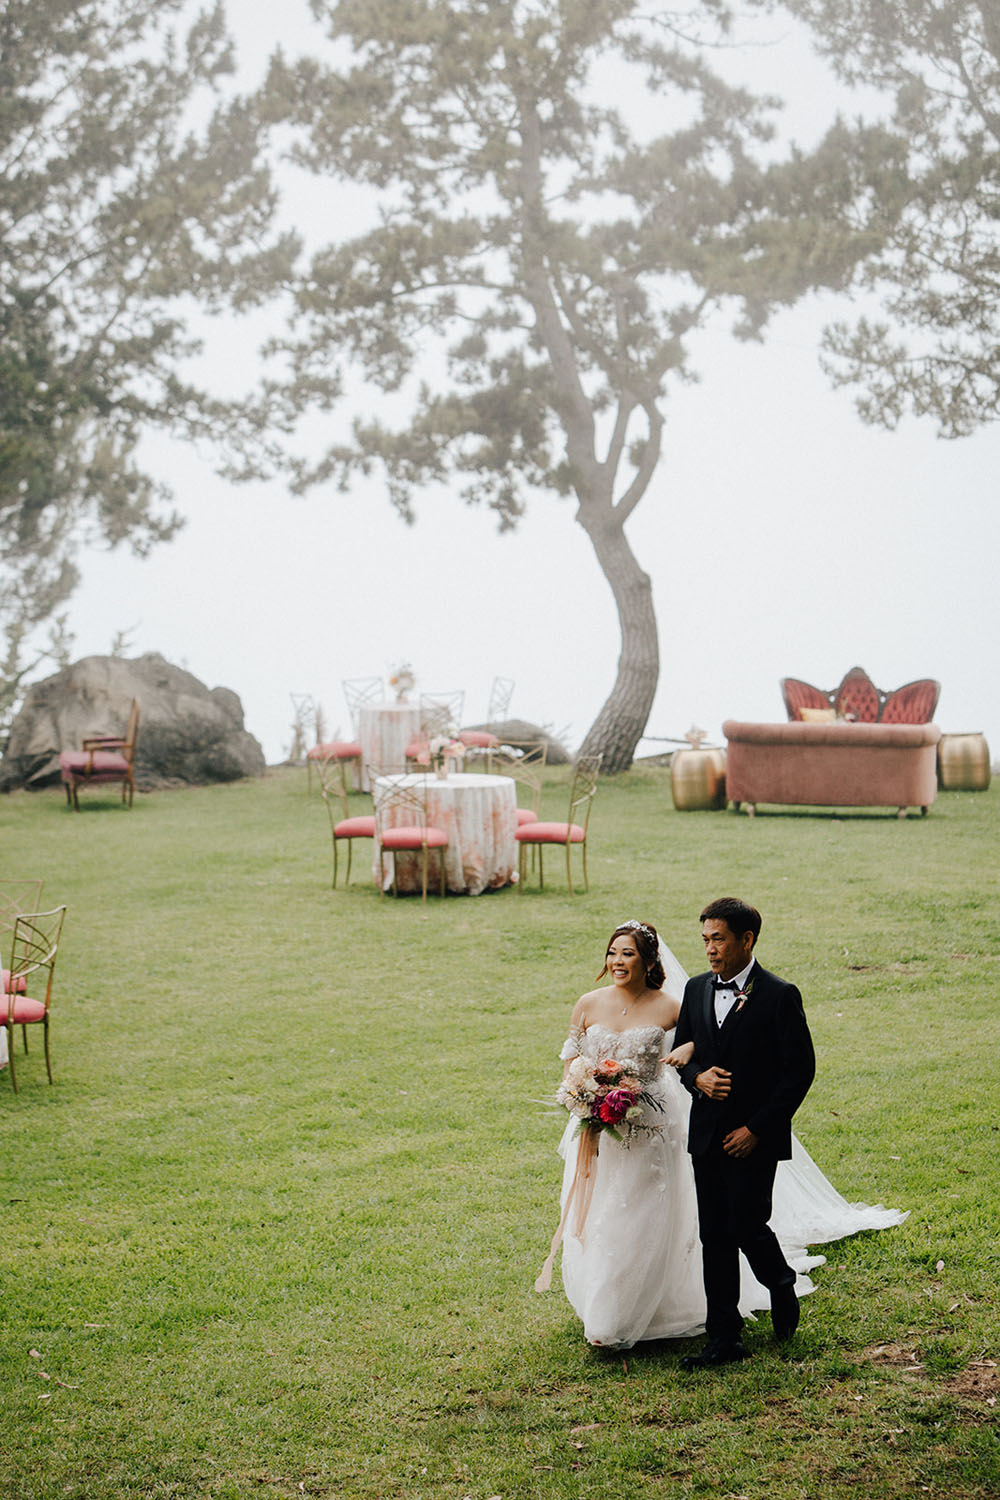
[{"left": 575, "top": 510, "right": 659, "bottom": 774}]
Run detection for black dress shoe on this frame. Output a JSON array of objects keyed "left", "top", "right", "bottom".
[
  {"left": 771, "top": 1284, "right": 800, "bottom": 1341},
  {"left": 680, "top": 1339, "right": 750, "bottom": 1369}
]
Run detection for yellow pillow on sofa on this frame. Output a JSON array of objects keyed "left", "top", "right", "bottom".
[{"left": 799, "top": 707, "right": 837, "bottom": 722}]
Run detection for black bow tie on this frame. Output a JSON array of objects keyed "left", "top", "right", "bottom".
[{"left": 713, "top": 977, "right": 739, "bottom": 990}]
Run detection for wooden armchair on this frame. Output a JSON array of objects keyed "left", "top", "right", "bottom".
[{"left": 58, "top": 699, "right": 140, "bottom": 809}]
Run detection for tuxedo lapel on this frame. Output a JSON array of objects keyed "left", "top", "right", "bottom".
[{"left": 700, "top": 975, "right": 717, "bottom": 1039}]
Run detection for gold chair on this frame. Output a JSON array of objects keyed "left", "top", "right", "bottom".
[
  {"left": 515, "top": 755, "right": 601, "bottom": 895},
  {"left": 459, "top": 676, "right": 514, "bottom": 755},
  {"left": 490, "top": 740, "right": 547, "bottom": 825},
  {"left": 405, "top": 691, "right": 466, "bottom": 768},
  {"left": 58, "top": 698, "right": 139, "bottom": 809},
  {"left": 1, "top": 881, "right": 43, "bottom": 1062},
  {"left": 316, "top": 753, "right": 375, "bottom": 888},
  {"left": 3, "top": 906, "right": 67, "bottom": 1093},
  {"left": 373, "top": 773, "right": 449, "bottom": 902}
]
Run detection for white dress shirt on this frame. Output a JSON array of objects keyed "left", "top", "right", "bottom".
[{"left": 714, "top": 958, "right": 756, "bottom": 1028}]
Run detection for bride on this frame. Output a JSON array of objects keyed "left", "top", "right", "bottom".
[{"left": 537, "top": 919, "right": 906, "bottom": 1351}]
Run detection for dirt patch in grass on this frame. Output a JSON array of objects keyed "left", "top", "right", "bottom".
[
  {"left": 940, "top": 1359, "right": 998, "bottom": 1410},
  {"left": 864, "top": 1342, "right": 929, "bottom": 1373},
  {"left": 863, "top": 1345, "right": 998, "bottom": 1422}
]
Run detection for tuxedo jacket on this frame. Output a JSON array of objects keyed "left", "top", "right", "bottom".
[{"left": 673, "top": 962, "right": 815, "bottom": 1160}]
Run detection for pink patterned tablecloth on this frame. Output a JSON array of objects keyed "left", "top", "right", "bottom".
[
  {"left": 373, "top": 772, "right": 518, "bottom": 895},
  {"left": 358, "top": 702, "right": 422, "bottom": 790}
]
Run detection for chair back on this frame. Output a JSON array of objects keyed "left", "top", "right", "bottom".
[
  {"left": 123, "top": 698, "right": 140, "bottom": 761},
  {"left": 487, "top": 676, "right": 515, "bottom": 723},
  {"left": 834, "top": 666, "right": 882, "bottom": 723},
  {"left": 342, "top": 677, "right": 384, "bottom": 731},
  {"left": 0, "top": 880, "right": 44, "bottom": 937},
  {"left": 492, "top": 740, "right": 547, "bottom": 813},
  {"left": 7, "top": 907, "right": 66, "bottom": 1019},
  {"left": 315, "top": 751, "right": 352, "bottom": 823},
  {"left": 780, "top": 678, "right": 834, "bottom": 721},
  {"left": 419, "top": 692, "right": 465, "bottom": 739},
  {"left": 372, "top": 772, "right": 434, "bottom": 838},
  {"left": 881, "top": 678, "right": 941, "bottom": 724},
  {"left": 567, "top": 754, "right": 602, "bottom": 831}
]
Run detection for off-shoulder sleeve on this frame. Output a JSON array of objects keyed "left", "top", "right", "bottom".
[{"left": 559, "top": 1022, "right": 585, "bottom": 1061}]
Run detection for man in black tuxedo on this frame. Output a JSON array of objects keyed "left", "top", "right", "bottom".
[{"left": 673, "top": 896, "right": 815, "bottom": 1368}]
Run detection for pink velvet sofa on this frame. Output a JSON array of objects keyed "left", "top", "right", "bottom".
[{"left": 722, "top": 720, "right": 941, "bottom": 817}]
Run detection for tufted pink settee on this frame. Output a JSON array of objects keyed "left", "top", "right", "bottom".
[{"left": 723, "top": 719, "right": 941, "bottom": 817}]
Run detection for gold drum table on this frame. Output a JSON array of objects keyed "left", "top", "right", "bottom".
[
  {"left": 937, "top": 732, "right": 992, "bottom": 791},
  {"left": 670, "top": 747, "right": 727, "bottom": 811}
]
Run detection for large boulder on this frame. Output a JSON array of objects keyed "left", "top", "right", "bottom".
[
  {"left": 0, "top": 653, "right": 266, "bottom": 791},
  {"left": 485, "top": 718, "right": 572, "bottom": 765}
]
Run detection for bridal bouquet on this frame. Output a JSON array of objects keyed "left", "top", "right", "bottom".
[{"left": 556, "top": 1055, "right": 661, "bottom": 1143}]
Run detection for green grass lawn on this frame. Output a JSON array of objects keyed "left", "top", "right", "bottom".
[{"left": 1, "top": 766, "right": 997, "bottom": 1499}]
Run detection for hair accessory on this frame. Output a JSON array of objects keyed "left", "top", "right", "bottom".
[{"left": 618, "top": 919, "right": 655, "bottom": 942}]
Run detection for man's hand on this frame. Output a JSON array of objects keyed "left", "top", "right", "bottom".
[
  {"left": 695, "top": 1066, "right": 732, "bottom": 1100},
  {"left": 722, "top": 1126, "right": 758, "bottom": 1159}
]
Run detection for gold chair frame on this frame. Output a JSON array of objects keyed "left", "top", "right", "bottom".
[
  {"left": 517, "top": 754, "right": 601, "bottom": 896},
  {"left": 491, "top": 739, "right": 547, "bottom": 815},
  {"left": 342, "top": 676, "right": 384, "bottom": 730},
  {"left": 487, "top": 676, "right": 515, "bottom": 723},
  {"left": 4, "top": 906, "right": 67, "bottom": 1093},
  {"left": 316, "top": 753, "right": 374, "bottom": 888},
  {"left": 373, "top": 772, "right": 448, "bottom": 902},
  {"left": 1, "top": 879, "right": 44, "bottom": 1057}
]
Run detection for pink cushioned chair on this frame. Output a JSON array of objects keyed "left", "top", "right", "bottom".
[
  {"left": 316, "top": 753, "right": 375, "bottom": 888},
  {"left": 3, "top": 906, "right": 66, "bottom": 1094},
  {"left": 373, "top": 773, "right": 450, "bottom": 902},
  {"left": 515, "top": 755, "right": 601, "bottom": 895},
  {"left": 59, "top": 699, "right": 139, "bottom": 809},
  {"left": 1, "top": 879, "right": 43, "bottom": 1001}
]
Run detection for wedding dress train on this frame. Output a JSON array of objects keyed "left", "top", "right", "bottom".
[{"left": 554, "top": 939, "right": 907, "bottom": 1350}]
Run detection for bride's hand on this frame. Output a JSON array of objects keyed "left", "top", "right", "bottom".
[{"left": 664, "top": 1040, "right": 694, "bottom": 1070}]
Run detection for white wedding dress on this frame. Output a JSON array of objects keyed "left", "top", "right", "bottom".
[{"left": 554, "top": 940, "right": 907, "bottom": 1350}]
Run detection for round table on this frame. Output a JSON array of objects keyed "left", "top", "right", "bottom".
[
  {"left": 357, "top": 701, "right": 422, "bottom": 790},
  {"left": 373, "top": 771, "right": 518, "bottom": 895}
]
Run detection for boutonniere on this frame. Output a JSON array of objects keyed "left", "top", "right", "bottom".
[{"left": 734, "top": 977, "right": 755, "bottom": 1013}]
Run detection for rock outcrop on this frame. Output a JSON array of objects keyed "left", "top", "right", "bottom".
[{"left": 0, "top": 653, "right": 266, "bottom": 791}]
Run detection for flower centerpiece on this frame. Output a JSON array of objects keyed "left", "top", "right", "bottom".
[
  {"left": 427, "top": 734, "right": 465, "bottom": 778},
  {"left": 389, "top": 661, "right": 416, "bottom": 702}
]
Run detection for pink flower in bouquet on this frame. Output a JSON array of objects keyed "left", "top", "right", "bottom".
[{"left": 599, "top": 1087, "right": 637, "bottom": 1124}]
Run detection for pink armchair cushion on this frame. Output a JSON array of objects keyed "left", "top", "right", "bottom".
[
  {"left": 2, "top": 969, "right": 26, "bottom": 994},
  {"left": 881, "top": 679, "right": 941, "bottom": 724},
  {"left": 781, "top": 678, "right": 833, "bottom": 720},
  {"left": 515, "top": 821, "right": 585, "bottom": 844},
  {"left": 380, "top": 826, "right": 449, "bottom": 850},
  {"left": 458, "top": 729, "right": 499, "bottom": 748},
  {"left": 515, "top": 808, "right": 539, "bottom": 825},
  {"left": 4, "top": 994, "right": 47, "bottom": 1025},
  {"left": 307, "top": 741, "right": 362, "bottom": 760},
  {"left": 333, "top": 815, "right": 376, "bottom": 838},
  {"left": 835, "top": 667, "right": 881, "bottom": 722},
  {"left": 59, "top": 749, "right": 130, "bottom": 778}
]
